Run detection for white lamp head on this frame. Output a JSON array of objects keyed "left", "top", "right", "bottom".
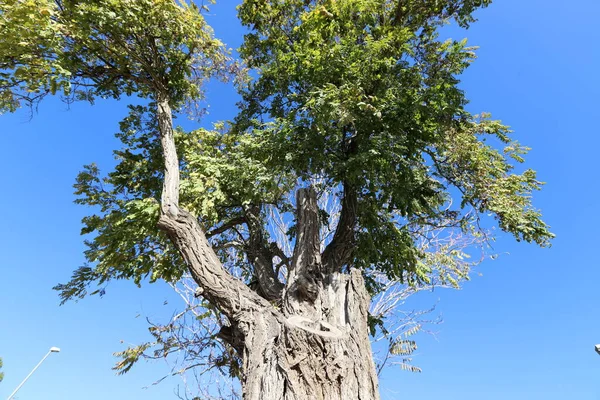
[
  {"left": 595, "top": 344, "right": 600, "bottom": 355},
  {"left": 50, "top": 347, "right": 61, "bottom": 353}
]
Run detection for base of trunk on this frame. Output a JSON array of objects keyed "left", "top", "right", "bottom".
[{"left": 241, "top": 269, "right": 380, "bottom": 400}]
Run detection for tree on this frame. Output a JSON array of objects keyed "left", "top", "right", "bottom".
[
  {"left": 0, "top": 357, "right": 4, "bottom": 382},
  {"left": 0, "top": 1, "right": 553, "bottom": 399}
]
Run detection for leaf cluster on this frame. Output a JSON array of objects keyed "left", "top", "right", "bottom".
[{"left": 0, "top": 0, "right": 229, "bottom": 112}]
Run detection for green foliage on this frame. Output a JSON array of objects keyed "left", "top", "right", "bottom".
[
  {"left": 54, "top": 105, "right": 182, "bottom": 301},
  {"left": 431, "top": 114, "right": 552, "bottom": 245},
  {"left": 0, "top": 357, "right": 4, "bottom": 382},
  {"left": 0, "top": 0, "right": 229, "bottom": 112},
  {"left": 42, "top": 0, "right": 552, "bottom": 307},
  {"left": 0, "top": 0, "right": 67, "bottom": 112},
  {"left": 2, "top": 0, "right": 552, "bottom": 300},
  {"left": 387, "top": 323, "right": 422, "bottom": 373},
  {"left": 114, "top": 343, "right": 151, "bottom": 375},
  {"left": 237, "top": 0, "right": 553, "bottom": 284}
]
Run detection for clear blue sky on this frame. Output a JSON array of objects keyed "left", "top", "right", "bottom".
[{"left": 1, "top": 0, "right": 599, "bottom": 399}]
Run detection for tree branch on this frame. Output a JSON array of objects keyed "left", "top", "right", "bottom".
[
  {"left": 154, "top": 93, "right": 274, "bottom": 321},
  {"left": 206, "top": 216, "right": 246, "bottom": 238},
  {"left": 392, "top": 0, "right": 404, "bottom": 25},
  {"left": 322, "top": 181, "right": 357, "bottom": 273},
  {"left": 243, "top": 205, "right": 284, "bottom": 301},
  {"left": 284, "top": 187, "right": 323, "bottom": 313},
  {"left": 269, "top": 241, "right": 290, "bottom": 270},
  {"left": 156, "top": 95, "right": 179, "bottom": 216}
]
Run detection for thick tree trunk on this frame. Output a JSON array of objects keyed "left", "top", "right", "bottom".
[
  {"left": 242, "top": 269, "right": 380, "bottom": 400},
  {"left": 154, "top": 95, "right": 380, "bottom": 400}
]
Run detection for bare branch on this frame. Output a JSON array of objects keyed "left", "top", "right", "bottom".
[{"left": 206, "top": 216, "right": 246, "bottom": 238}]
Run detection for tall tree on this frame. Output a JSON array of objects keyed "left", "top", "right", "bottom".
[{"left": 0, "top": 1, "right": 553, "bottom": 399}]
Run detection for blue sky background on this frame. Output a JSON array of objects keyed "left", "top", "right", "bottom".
[{"left": 1, "top": 0, "right": 599, "bottom": 399}]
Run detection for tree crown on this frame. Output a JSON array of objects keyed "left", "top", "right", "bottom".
[{"left": 0, "top": 0, "right": 553, "bottom": 386}]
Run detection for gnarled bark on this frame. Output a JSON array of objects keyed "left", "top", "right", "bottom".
[
  {"left": 242, "top": 269, "right": 380, "bottom": 400},
  {"left": 156, "top": 94, "right": 269, "bottom": 321},
  {"left": 241, "top": 188, "right": 379, "bottom": 400},
  {"left": 284, "top": 187, "right": 324, "bottom": 317}
]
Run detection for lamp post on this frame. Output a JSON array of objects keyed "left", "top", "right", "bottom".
[
  {"left": 595, "top": 344, "right": 600, "bottom": 356},
  {"left": 6, "top": 347, "right": 60, "bottom": 400}
]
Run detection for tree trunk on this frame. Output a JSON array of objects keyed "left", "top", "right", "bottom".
[
  {"left": 154, "top": 95, "right": 380, "bottom": 400},
  {"left": 241, "top": 269, "right": 380, "bottom": 400}
]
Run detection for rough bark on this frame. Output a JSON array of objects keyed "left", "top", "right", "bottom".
[
  {"left": 284, "top": 187, "right": 324, "bottom": 317},
  {"left": 241, "top": 188, "right": 379, "bottom": 400},
  {"left": 155, "top": 94, "right": 270, "bottom": 320},
  {"left": 156, "top": 97, "right": 180, "bottom": 217},
  {"left": 154, "top": 95, "right": 380, "bottom": 400},
  {"left": 241, "top": 269, "right": 380, "bottom": 400}
]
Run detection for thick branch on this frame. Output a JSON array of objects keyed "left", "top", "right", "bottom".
[
  {"left": 285, "top": 187, "right": 323, "bottom": 313},
  {"left": 156, "top": 96, "right": 179, "bottom": 216},
  {"left": 158, "top": 210, "right": 272, "bottom": 321},
  {"left": 154, "top": 94, "right": 273, "bottom": 321},
  {"left": 243, "top": 205, "right": 284, "bottom": 301},
  {"left": 322, "top": 181, "right": 357, "bottom": 273}
]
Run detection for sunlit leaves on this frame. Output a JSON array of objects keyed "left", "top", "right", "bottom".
[
  {"left": 4, "top": 0, "right": 553, "bottom": 381},
  {"left": 431, "top": 115, "right": 554, "bottom": 246},
  {"left": 0, "top": 0, "right": 230, "bottom": 112},
  {"left": 0, "top": 1, "right": 553, "bottom": 388},
  {"left": 236, "top": 0, "right": 547, "bottom": 284},
  {"left": 0, "top": 0, "right": 67, "bottom": 112},
  {"left": 113, "top": 343, "right": 151, "bottom": 375}
]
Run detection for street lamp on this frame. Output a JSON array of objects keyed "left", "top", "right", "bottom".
[
  {"left": 6, "top": 347, "right": 60, "bottom": 400},
  {"left": 595, "top": 344, "right": 600, "bottom": 356}
]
